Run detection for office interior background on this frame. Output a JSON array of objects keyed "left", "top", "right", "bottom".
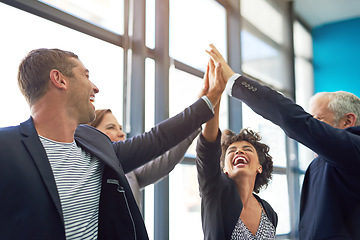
[{"left": 1, "top": 0, "right": 359, "bottom": 239}]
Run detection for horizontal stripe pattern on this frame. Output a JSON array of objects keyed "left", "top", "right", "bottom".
[{"left": 40, "top": 136, "right": 103, "bottom": 240}]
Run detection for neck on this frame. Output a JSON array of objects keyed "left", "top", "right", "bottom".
[
  {"left": 234, "top": 175, "right": 256, "bottom": 208},
  {"left": 31, "top": 100, "right": 78, "bottom": 143}
]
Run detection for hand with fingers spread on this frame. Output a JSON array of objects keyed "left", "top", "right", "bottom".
[
  {"left": 206, "top": 44, "right": 235, "bottom": 82},
  {"left": 205, "top": 58, "right": 226, "bottom": 108}
]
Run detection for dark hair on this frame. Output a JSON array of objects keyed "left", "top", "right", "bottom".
[
  {"left": 88, "top": 109, "right": 112, "bottom": 128},
  {"left": 18, "top": 48, "right": 78, "bottom": 105},
  {"left": 220, "top": 128, "right": 273, "bottom": 193}
]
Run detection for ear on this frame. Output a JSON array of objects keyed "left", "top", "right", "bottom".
[
  {"left": 257, "top": 165, "right": 262, "bottom": 174},
  {"left": 223, "top": 168, "right": 228, "bottom": 175},
  {"left": 49, "top": 69, "right": 67, "bottom": 90},
  {"left": 343, "top": 113, "right": 357, "bottom": 128}
]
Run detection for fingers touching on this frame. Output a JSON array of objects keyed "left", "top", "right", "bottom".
[
  {"left": 206, "top": 44, "right": 235, "bottom": 82},
  {"left": 198, "top": 63, "right": 210, "bottom": 98},
  {"left": 200, "top": 44, "right": 234, "bottom": 107}
]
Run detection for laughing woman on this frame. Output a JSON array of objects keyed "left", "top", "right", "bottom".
[{"left": 196, "top": 60, "right": 277, "bottom": 240}]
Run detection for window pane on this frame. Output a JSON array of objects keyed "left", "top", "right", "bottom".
[
  {"left": 143, "top": 56, "right": 156, "bottom": 239},
  {"left": 169, "top": 0, "right": 226, "bottom": 71},
  {"left": 39, "top": 0, "right": 124, "bottom": 34},
  {"left": 169, "top": 164, "right": 203, "bottom": 240},
  {"left": 169, "top": 68, "right": 203, "bottom": 117},
  {"left": 258, "top": 174, "right": 290, "bottom": 235},
  {"left": 169, "top": 68, "right": 202, "bottom": 157},
  {"left": 145, "top": 58, "right": 156, "bottom": 131},
  {"left": 242, "top": 105, "right": 287, "bottom": 167},
  {"left": 144, "top": 185, "right": 155, "bottom": 240},
  {"left": 0, "top": 3, "right": 123, "bottom": 127},
  {"left": 294, "top": 21, "right": 313, "bottom": 59},
  {"left": 294, "top": 21, "right": 314, "bottom": 171},
  {"left": 295, "top": 58, "right": 314, "bottom": 171},
  {"left": 295, "top": 58, "right": 314, "bottom": 110},
  {"left": 298, "top": 143, "right": 314, "bottom": 171},
  {"left": 241, "top": 29, "right": 287, "bottom": 90},
  {"left": 169, "top": 67, "right": 228, "bottom": 156},
  {"left": 241, "top": 0, "right": 284, "bottom": 44},
  {"left": 146, "top": 0, "right": 155, "bottom": 49}
]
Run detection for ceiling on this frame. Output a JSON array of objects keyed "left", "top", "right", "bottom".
[{"left": 293, "top": 0, "right": 360, "bottom": 29}]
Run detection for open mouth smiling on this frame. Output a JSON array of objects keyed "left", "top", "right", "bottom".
[{"left": 233, "top": 156, "right": 248, "bottom": 167}]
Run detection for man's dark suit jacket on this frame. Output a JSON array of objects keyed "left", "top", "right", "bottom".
[
  {"left": 0, "top": 98, "right": 213, "bottom": 240},
  {"left": 228, "top": 75, "right": 360, "bottom": 239}
]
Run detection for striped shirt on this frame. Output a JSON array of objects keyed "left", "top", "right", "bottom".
[{"left": 40, "top": 136, "right": 104, "bottom": 240}]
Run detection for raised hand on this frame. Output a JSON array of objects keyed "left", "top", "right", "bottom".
[
  {"left": 206, "top": 44, "right": 235, "bottom": 82},
  {"left": 202, "top": 59, "right": 221, "bottom": 143},
  {"left": 205, "top": 58, "right": 226, "bottom": 108},
  {"left": 198, "top": 62, "right": 210, "bottom": 98}
]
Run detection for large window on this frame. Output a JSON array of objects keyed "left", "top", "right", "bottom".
[
  {"left": 1, "top": 1, "right": 312, "bottom": 239},
  {"left": 0, "top": 2, "right": 124, "bottom": 128}
]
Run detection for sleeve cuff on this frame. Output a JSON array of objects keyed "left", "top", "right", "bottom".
[
  {"left": 201, "top": 95, "right": 214, "bottom": 113},
  {"left": 226, "top": 73, "right": 241, "bottom": 97}
]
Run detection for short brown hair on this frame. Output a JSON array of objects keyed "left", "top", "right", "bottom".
[
  {"left": 221, "top": 128, "right": 273, "bottom": 193},
  {"left": 18, "top": 48, "right": 78, "bottom": 105}
]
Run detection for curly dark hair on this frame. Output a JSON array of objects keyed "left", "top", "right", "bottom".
[{"left": 220, "top": 128, "right": 273, "bottom": 194}]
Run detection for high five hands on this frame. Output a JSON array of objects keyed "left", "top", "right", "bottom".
[
  {"left": 199, "top": 58, "right": 225, "bottom": 108},
  {"left": 199, "top": 44, "right": 235, "bottom": 108},
  {"left": 206, "top": 44, "right": 235, "bottom": 84}
]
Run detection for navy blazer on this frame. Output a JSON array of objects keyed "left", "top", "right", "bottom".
[
  {"left": 229, "top": 75, "right": 360, "bottom": 239},
  {"left": 196, "top": 131, "right": 278, "bottom": 240},
  {"left": 0, "top": 98, "right": 213, "bottom": 240}
]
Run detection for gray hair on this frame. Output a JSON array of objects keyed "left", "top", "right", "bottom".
[{"left": 310, "top": 91, "right": 360, "bottom": 126}]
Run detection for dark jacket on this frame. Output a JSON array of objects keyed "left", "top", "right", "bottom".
[
  {"left": 0, "top": 98, "right": 213, "bottom": 240},
  {"left": 229, "top": 75, "right": 360, "bottom": 239},
  {"left": 196, "top": 132, "right": 278, "bottom": 240}
]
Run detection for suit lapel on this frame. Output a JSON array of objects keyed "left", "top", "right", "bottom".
[
  {"left": 20, "top": 118, "right": 64, "bottom": 221},
  {"left": 75, "top": 125, "right": 125, "bottom": 174},
  {"left": 19, "top": 119, "right": 132, "bottom": 226},
  {"left": 74, "top": 125, "right": 138, "bottom": 203}
]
